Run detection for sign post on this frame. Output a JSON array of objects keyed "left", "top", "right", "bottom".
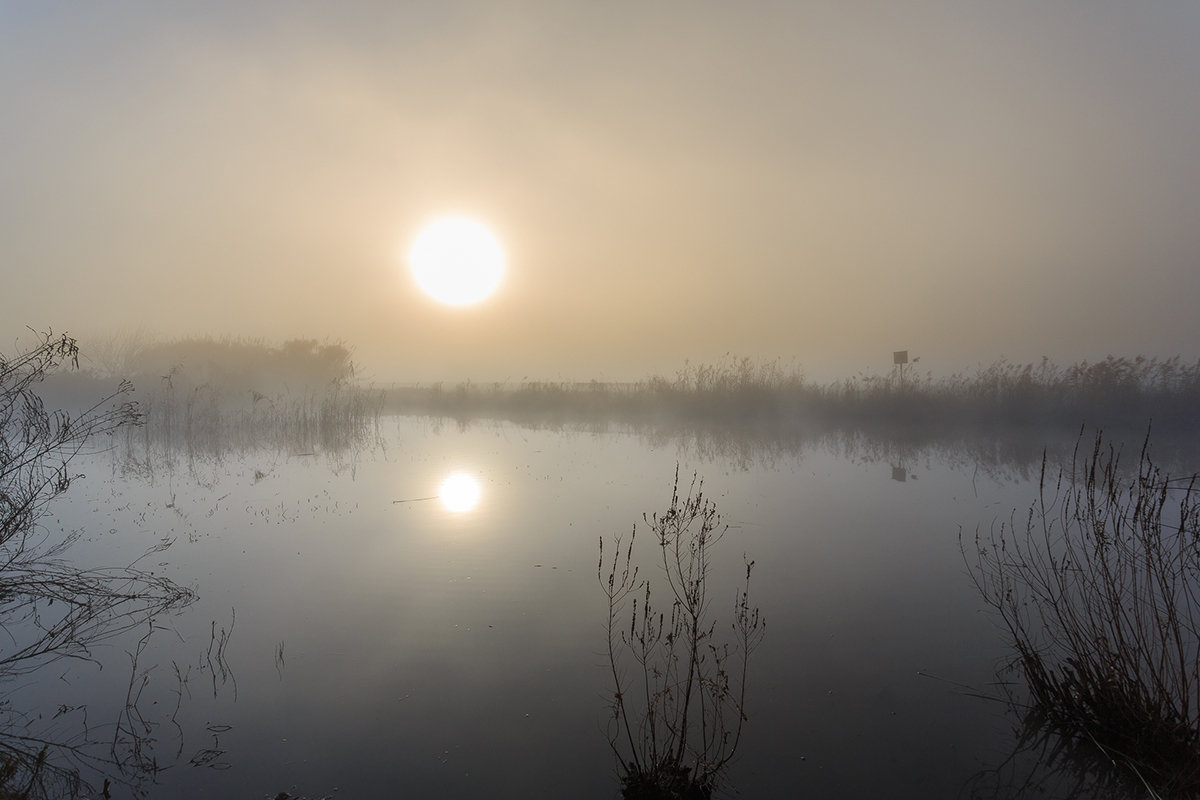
[{"left": 893, "top": 350, "right": 908, "bottom": 387}]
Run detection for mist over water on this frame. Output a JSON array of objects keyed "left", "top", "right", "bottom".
[
  {"left": 3, "top": 326, "right": 1198, "bottom": 798},
  {"left": 7, "top": 356, "right": 1195, "bottom": 798}
]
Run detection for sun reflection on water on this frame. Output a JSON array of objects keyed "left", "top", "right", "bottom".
[{"left": 438, "top": 471, "right": 482, "bottom": 513}]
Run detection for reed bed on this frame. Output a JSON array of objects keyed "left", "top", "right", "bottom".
[
  {"left": 385, "top": 355, "right": 1200, "bottom": 438},
  {"left": 129, "top": 379, "right": 384, "bottom": 460},
  {"left": 79, "top": 336, "right": 382, "bottom": 459},
  {"left": 966, "top": 432, "right": 1200, "bottom": 797}
]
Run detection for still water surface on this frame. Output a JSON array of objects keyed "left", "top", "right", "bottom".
[{"left": 19, "top": 416, "right": 1110, "bottom": 798}]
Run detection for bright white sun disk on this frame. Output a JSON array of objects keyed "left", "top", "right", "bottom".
[{"left": 408, "top": 217, "right": 505, "bottom": 306}]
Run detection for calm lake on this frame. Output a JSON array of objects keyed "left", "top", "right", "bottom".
[{"left": 10, "top": 414, "right": 1161, "bottom": 798}]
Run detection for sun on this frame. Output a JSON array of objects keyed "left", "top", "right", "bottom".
[{"left": 407, "top": 216, "right": 505, "bottom": 306}]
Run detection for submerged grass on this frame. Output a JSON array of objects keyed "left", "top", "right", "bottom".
[{"left": 966, "top": 430, "right": 1200, "bottom": 797}]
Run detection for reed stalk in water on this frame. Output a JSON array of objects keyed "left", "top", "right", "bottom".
[{"left": 966, "top": 430, "right": 1200, "bottom": 797}]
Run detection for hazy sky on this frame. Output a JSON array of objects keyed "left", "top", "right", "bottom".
[{"left": 3, "top": 2, "right": 1199, "bottom": 383}]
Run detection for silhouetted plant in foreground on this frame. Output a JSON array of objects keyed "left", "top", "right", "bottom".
[
  {"left": 966, "top": 430, "right": 1200, "bottom": 798},
  {"left": 2, "top": 331, "right": 138, "bottom": 542},
  {"left": 1, "top": 332, "right": 196, "bottom": 798},
  {"left": 600, "top": 468, "right": 764, "bottom": 799}
]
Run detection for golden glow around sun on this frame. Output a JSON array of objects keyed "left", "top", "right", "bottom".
[
  {"left": 408, "top": 217, "right": 505, "bottom": 306},
  {"left": 438, "top": 472, "right": 482, "bottom": 513}
]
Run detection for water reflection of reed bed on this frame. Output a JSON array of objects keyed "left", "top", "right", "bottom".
[
  {"left": 384, "top": 357, "right": 1200, "bottom": 481},
  {"left": 633, "top": 420, "right": 1070, "bottom": 480},
  {"left": 406, "top": 404, "right": 1188, "bottom": 492}
]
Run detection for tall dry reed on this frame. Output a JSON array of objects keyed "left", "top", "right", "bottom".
[{"left": 966, "top": 430, "right": 1200, "bottom": 797}]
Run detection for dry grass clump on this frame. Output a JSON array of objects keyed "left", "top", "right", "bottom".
[
  {"left": 600, "top": 468, "right": 764, "bottom": 799},
  {"left": 966, "top": 431, "right": 1200, "bottom": 797}
]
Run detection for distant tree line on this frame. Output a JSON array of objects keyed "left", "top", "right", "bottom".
[
  {"left": 39, "top": 335, "right": 356, "bottom": 409},
  {"left": 126, "top": 336, "right": 355, "bottom": 392}
]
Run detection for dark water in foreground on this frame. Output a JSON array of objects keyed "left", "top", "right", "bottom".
[{"left": 6, "top": 416, "right": 1172, "bottom": 798}]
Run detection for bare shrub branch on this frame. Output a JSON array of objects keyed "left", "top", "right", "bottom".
[{"left": 600, "top": 467, "right": 765, "bottom": 798}]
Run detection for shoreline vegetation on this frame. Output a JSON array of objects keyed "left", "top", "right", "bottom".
[
  {"left": 43, "top": 338, "right": 1200, "bottom": 446},
  {"left": 1, "top": 332, "right": 196, "bottom": 798},
  {"left": 37, "top": 337, "right": 1200, "bottom": 485},
  {"left": 967, "top": 433, "right": 1200, "bottom": 798},
  {"left": 45, "top": 336, "right": 385, "bottom": 459},
  {"left": 381, "top": 354, "right": 1200, "bottom": 438}
]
